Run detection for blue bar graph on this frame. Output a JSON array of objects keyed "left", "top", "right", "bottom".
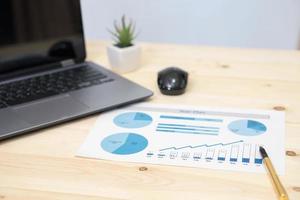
[
  {"left": 193, "top": 153, "right": 202, "bottom": 160},
  {"left": 157, "top": 126, "right": 219, "bottom": 132},
  {"left": 156, "top": 122, "right": 220, "bottom": 136},
  {"left": 254, "top": 145, "right": 263, "bottom": 165},
  {"left": 205, "top": 149, "right": 215, "bottom": 160},
  {"left": 156, "top": 129, "right": 218, "bottom": 136},
  {"left": 157, "top": 141, "right": 263, "bottom": 166},
  {"left": 160, "top": 115, "right": 223, "bottom": 122},
  {"left": 218, "top": 157, "right": 225, "bottom": 161},
  {"left": 158, "top": 123, "right": 219, "bottom": 130}
]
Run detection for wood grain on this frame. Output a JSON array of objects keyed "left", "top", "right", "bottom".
[{"left": 0, "top": 41, "right": 299, "bottom": 200}]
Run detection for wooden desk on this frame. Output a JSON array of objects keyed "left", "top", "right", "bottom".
[{"left": 0, "top": 41, "right": 299, "bottom": 200}]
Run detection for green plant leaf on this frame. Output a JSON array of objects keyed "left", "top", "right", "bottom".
[
  {"left": 121, "top": 15, "right": 126, "bottom": 31},
  {"left": 108, "top": 15, "right": 137, "bottom": 48},
  {"left": 113, "top": 21, "right": 121, "bottom": 34}
]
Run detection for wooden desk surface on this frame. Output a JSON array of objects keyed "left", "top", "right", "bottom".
[{"left": 0, "top": 41, "right": 299, "bottom": 200}]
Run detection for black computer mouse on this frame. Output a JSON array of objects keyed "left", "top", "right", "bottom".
[{"left": 157, "top": 67, "right": 188, "bottom": 95}]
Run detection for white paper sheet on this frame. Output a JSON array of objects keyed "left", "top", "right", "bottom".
[{"left": 77, "top": 103, "right": 285, "bottom": 174}]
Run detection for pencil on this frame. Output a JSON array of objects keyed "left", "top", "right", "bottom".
[{"left": 259, "top": 146, "right": 289, "bottom": 200}]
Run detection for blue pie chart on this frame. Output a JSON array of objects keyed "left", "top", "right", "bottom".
[
  {"left": 101, "top": 133, "right": 148, "bottom": 155},
  {"left": 114, "top": 112, "right": 152, "bottom": 128},
  {"left": 228, "top": 120, "right": 267, "bottom": 136}
]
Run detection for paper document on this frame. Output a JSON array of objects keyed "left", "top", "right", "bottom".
[{"left": 77, "top": 103, "right": 285, "bottom": 174}]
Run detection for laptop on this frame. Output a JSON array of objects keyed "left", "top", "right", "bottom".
[{"left": 0, "top": 0, "right": 153, "bottom": 140}]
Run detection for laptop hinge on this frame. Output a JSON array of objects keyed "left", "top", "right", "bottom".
[{"left": 60, "top": 59, "right": 75, "bottom": 67}]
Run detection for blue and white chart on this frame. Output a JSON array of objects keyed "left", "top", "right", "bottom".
[{"left": 77, "top": 103, "right": 285, "bottom": 174}]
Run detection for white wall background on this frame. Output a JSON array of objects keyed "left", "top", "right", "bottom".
[{"left": 81, "top": 0, "right": 300, "bottom": 50}]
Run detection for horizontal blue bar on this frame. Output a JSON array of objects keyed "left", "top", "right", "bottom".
[
  {"left": 218, "top": 157, "right": 225, "bottom": 161},
  {"left": 157, "top": 126, "right": 219, "bottom": 132},
  {"left": 193, "top": 156, "right": 201, "bottom": 159},
  {"left": 242, "top": 158, "right": 250, "bottom": 163},
  {"left": 158, "top": 123, "right": 220, "bottom": 130},
  {"left": 160, "top": 115, "right": 223, "bottom": 122},
  {"left": 230, "top": 158, "right": 237, "bottom": 162},
  {"left": 206, "top": 157, "right": 213, "bottom": 160},
  {"left": 156, "top": 129, "right": 218, "bottom": 136},
  {"left": 255, "top": 158, "right": 263, "bottom": 164}
]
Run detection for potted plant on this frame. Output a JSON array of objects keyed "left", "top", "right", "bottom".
[{"left": 107, "top": 15, "right": 141, "bottom": 73}]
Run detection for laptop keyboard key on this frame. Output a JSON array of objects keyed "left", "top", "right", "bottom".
[
  {"left": 4, "top": 91, "right": 59, "bottom": 106},
  {"left": 0, "top": 65, "right": 114, "bottom": 107}
]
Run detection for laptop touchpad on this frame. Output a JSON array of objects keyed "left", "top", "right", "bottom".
[{"left": 14, "top": 94, "right": 90, "bottom": 125}]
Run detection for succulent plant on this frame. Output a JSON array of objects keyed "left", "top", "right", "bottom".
[{"left": 108, "top": 15, "right": 137, "bottom": 48}]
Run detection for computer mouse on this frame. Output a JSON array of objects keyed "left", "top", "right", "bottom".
[{"left": 157, "top": 67, "right": 188, "bottom": 95}]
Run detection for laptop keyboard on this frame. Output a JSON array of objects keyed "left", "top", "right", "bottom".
[{"left": 0, "top": 65, "right": 114, "bottom": 108}]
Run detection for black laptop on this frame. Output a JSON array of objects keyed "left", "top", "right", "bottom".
[{"left": 0, "top": 0, "right": 153, "bottom": 140}]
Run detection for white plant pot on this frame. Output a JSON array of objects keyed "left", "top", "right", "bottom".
[{"left": 107, "top": 44, "right": 141, "bottom": 73}]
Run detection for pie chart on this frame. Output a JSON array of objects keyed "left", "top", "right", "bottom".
[
  {"left": 114, "top": 112, "right": 153, "bottom": 128},
  {"left": 228, "top": 120, "right": 267, "bottom": 136},
  {"left": 101, "top": 133, "right": 148, "bottom": 155}
]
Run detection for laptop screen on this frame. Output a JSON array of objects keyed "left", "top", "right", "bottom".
[{"left": 0, "top": 0, "right": 86, "bottom": 74}]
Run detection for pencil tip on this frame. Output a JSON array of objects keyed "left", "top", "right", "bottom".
[
  {"left": 259, "top": 146, "right": 268, "bottom": 158},
  {"left": 259, "top": 146, "right": 265, "bottom": 151}
]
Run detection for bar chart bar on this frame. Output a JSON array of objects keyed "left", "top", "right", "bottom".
[
  {"left": 193, "top": 152, "right": 202, "bottom": 160},
  {"left": 181, "top": 152, "right": 190, "bottom": 159},
  {"left": 218, "top": 149, "right": 227, "bottom": 161},
  {"left": 205, "top": 148, "right": 215, "bottom": 160},
  {"left": 170, "top": 151, "right": 178, "bottom": 159},
  {"left": 242, "top": 143, "right": 251, "bottom": 163},
  {"left": 230, "top": 144, "right": 239, "bottom": 162},
  {"left": 254, "top": 145, "right": 263, "bottom": 164}
]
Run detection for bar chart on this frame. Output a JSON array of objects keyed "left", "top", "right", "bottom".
[
  {"left": 156, "top": 114, "right": 222, "bottom": 136},
  {"left": 147, "top": 141, "right": 263, "bottom": 166}
]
